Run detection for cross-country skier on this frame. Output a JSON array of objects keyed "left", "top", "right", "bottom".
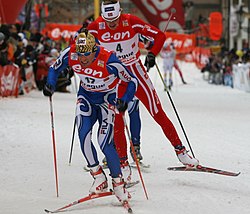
[
  {"left": 43, "top": 29, "right": 138, "bottom": 204},
  {"left": 87, "top": 0, "right": 199, "bottom": 182},
  {"left": 160, "top": 42, "right": 176, "bottom": 90}
]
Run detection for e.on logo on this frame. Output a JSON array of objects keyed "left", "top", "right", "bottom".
[
  {"left": 72, "top": 64, "right": 103, "bottom": 77},
  {"left": 101, "top": 31, "right": 130, "bottom": 41},
  {"left": 51, "top": 28, "right": 76, "bottom": 40}
]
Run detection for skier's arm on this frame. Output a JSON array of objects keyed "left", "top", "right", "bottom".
[
  {"left": 46, "top": 47, "right": 70, "bottom": 90},
  {"left": 106, "top": 53, "right": 138, "bottom": 103},
  {"left": 130, "top": 14, "right": 166, "bottom": 56}
]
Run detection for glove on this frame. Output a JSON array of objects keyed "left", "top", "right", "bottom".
[
  {"left": 116, "top": 99, "right": 128, "bottom": 112},
  {"left": 144, "top": 52, "right": 155, "bottom": 70},
  {"left": 43, "top": 84, "right": 54, "bottom": 97}
]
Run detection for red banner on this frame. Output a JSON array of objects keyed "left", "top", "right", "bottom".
[
  {"left": 165, "top": 32, "right": 196, "bottom": 54},
  {"left": 0, "top": 65, "right": 20, "bottom": 97},
  {"left": 0, "top": 0, "right": 27, "bottom": 24},
  {"left": 209, "top": 12, "right": 223, "bottom": 41},
  {"left": 130, "top": 0, "right": 184, "bottom": 31},
  {"left": 41, "top": 23, "right": 82, "bottom": 41}
]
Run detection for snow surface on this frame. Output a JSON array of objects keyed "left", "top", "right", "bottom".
[{"left": 1, "top": 57, "right": 250, "bottom": 214}]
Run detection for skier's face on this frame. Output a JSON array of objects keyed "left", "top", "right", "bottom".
[
  {"left": 105, "top": 18, "right": 119, "bottom": 30},
  {"left": 78, "top": 52, "right": 96, "bottom": 67}
]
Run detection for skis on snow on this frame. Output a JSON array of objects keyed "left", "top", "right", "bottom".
[
  {"left": 130, "top": 161, "right": 150, "bottom": 169},
  {"left": 44, "top": 190, "right": 133, "bottom": 213},
  {"left": 130, "top": 161, "right": 151, "bottom": 173},
  {"left": 125, "top": 180, "right": 140, "bottom": 188},
  {"left": 167, "top": 165, "right": 240, "bottom": 177}
]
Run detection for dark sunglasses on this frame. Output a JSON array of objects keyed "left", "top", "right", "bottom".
[{"left": 77, "top": 51, "right": 92, "bottom": 57}]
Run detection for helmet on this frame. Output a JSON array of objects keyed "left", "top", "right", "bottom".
[
  {"left": 101, "top": 0, "right": 121, "bottom": 22},
  {"left": 75, "top": 29, "right": 97, "bottom": 55},
  {"left": 50, "top": 48, "right": 59, "bottom": 58}
]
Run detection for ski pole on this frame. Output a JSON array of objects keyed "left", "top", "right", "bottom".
[
  {"left": 122, "top": 115, "right": 149, "bottom": 200},
  {"left": 68, "top": 116, "right": 76, "bottom": 165},
  {"left": 155, "top": 63, "right": 195, "bottom": 158},
  {"left": 163, "top": 8, "right": 176, "bottom": 32},
  {"left": 48, "top": 96, "right": 59, "bottom": 197},
  {"left": 68, "top": 83, "right": 81, "bottom": 165}
]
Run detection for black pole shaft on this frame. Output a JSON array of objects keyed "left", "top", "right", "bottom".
[{"left": 68, "top": 117, "right": 76, "bottom": 165}]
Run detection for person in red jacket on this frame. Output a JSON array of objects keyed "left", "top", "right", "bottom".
[{"left": 87, "top": 0, "right": 199, "bottom": 182}]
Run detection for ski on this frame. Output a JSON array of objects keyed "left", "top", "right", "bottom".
[
  {"left": 130, "top": 161, "right": 150, "bottom": 169},
  {"left": 167, "top": 165, "right": 240, "bottom": 177},
  {"left": 44, "top": 190, "right": 114, "bottom": 213},
  {"left": 130, "top": 161, "right": 151, "bottom": 173},
  {"left": 125, "top": 180, "right": 140, "bottom": 188},
  {"left": 83, "top": 164, "right": 108, "bottom": 172}
]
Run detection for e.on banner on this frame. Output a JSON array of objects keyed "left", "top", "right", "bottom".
[
  {"left": 41, "top": 23, "right": 82, "bottom": 41},
  {"left": 0, "top": 65, "right": 20, "bottom": 97},
  {"left": 165, "top": 32, "right": 196, "bottom": 54}
]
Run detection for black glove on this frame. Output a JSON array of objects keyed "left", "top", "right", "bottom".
[
  {"left": 43, "top": 84, "right": 54, "bottom": 97},
  {"left": 144, "top": 52, "right": 155, "bottom": 70},
  {"left": 116, "top": 99, "right": 128, "bottom": 112}
]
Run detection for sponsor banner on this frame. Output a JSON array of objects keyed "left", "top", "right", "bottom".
[
  {"left": 41, "top": 23, "right": 82, "bottom": 41},
  {"left": 130, "top": 0, "right": 184, "bottom": 31},
  {"left": 230, "top": 5, "right": 239, "bottom": 38},
  {"left": 165, "top": 32, "right": 196, "bottom": 54},
  {"left": 0, "top": 65, "right": 20, "bottom": 97}
]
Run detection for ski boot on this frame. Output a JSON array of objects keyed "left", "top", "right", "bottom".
[
  {"left": 120, "top": 160, "right": 132, "bottom": 184},
  {"left": 130, "top": 145, "right": 143, "bottom": 162},
  {"left": 89, "top": 165, "right": 108, "bottom": 194},
  {"left": 112, "top": 177, "right": 131, "bottom": 203},
  {"left": 168, "top": 79, "right": 173, "bottom": 91},
  {"left": 175, "top": 145, "right": 199, "bottom": 167}
]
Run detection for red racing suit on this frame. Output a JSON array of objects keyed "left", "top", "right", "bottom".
[{"left": 88, "top": 14, "right": 182, "bottom": 160}]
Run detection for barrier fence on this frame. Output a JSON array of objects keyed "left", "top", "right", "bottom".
[
  {"left": 0, "top": 64, "right": 37, "bottom": 98},
  {"left": 0, "top": 64, "right": 20, "bottom": 97}
]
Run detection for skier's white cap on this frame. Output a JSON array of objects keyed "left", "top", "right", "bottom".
[{"left": 101, "top": 1, "right": 121, "bottom": 22}]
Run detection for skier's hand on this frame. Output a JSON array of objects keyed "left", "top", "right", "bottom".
[
  {"left": 116, "top": 99, "right": 128, "bottom": 112},
  {"left": 144, "top": 52, "right": 155, "bottom": 71},
  {"left": 43, "top": 84, "right": 54, "bottom": 97}
]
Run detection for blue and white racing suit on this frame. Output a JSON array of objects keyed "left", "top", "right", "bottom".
[{"left": 46, "top": 46, "right": 138, "bottom": 177}]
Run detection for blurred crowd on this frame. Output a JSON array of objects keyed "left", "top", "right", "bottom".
[
  {"left": 0, "top": 23, "right": 74, "bottom": 95},
  {"left": 201, "top": 41, "right": 250, "bottom": 88}
]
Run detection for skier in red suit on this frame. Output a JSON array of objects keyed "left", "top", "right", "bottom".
[{"left": 87, "top": 0, "right": 199, "bottom": 182}]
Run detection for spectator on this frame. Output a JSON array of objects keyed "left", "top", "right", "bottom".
[
  {"left": 208, "top": 54, "right": 223, "bottom": 85},
  {"left": 0, "top": 32, "right": 10, "bottom": 66},
  {"left": 223, "top": 62, "right": 233, "bottom": 88}
]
